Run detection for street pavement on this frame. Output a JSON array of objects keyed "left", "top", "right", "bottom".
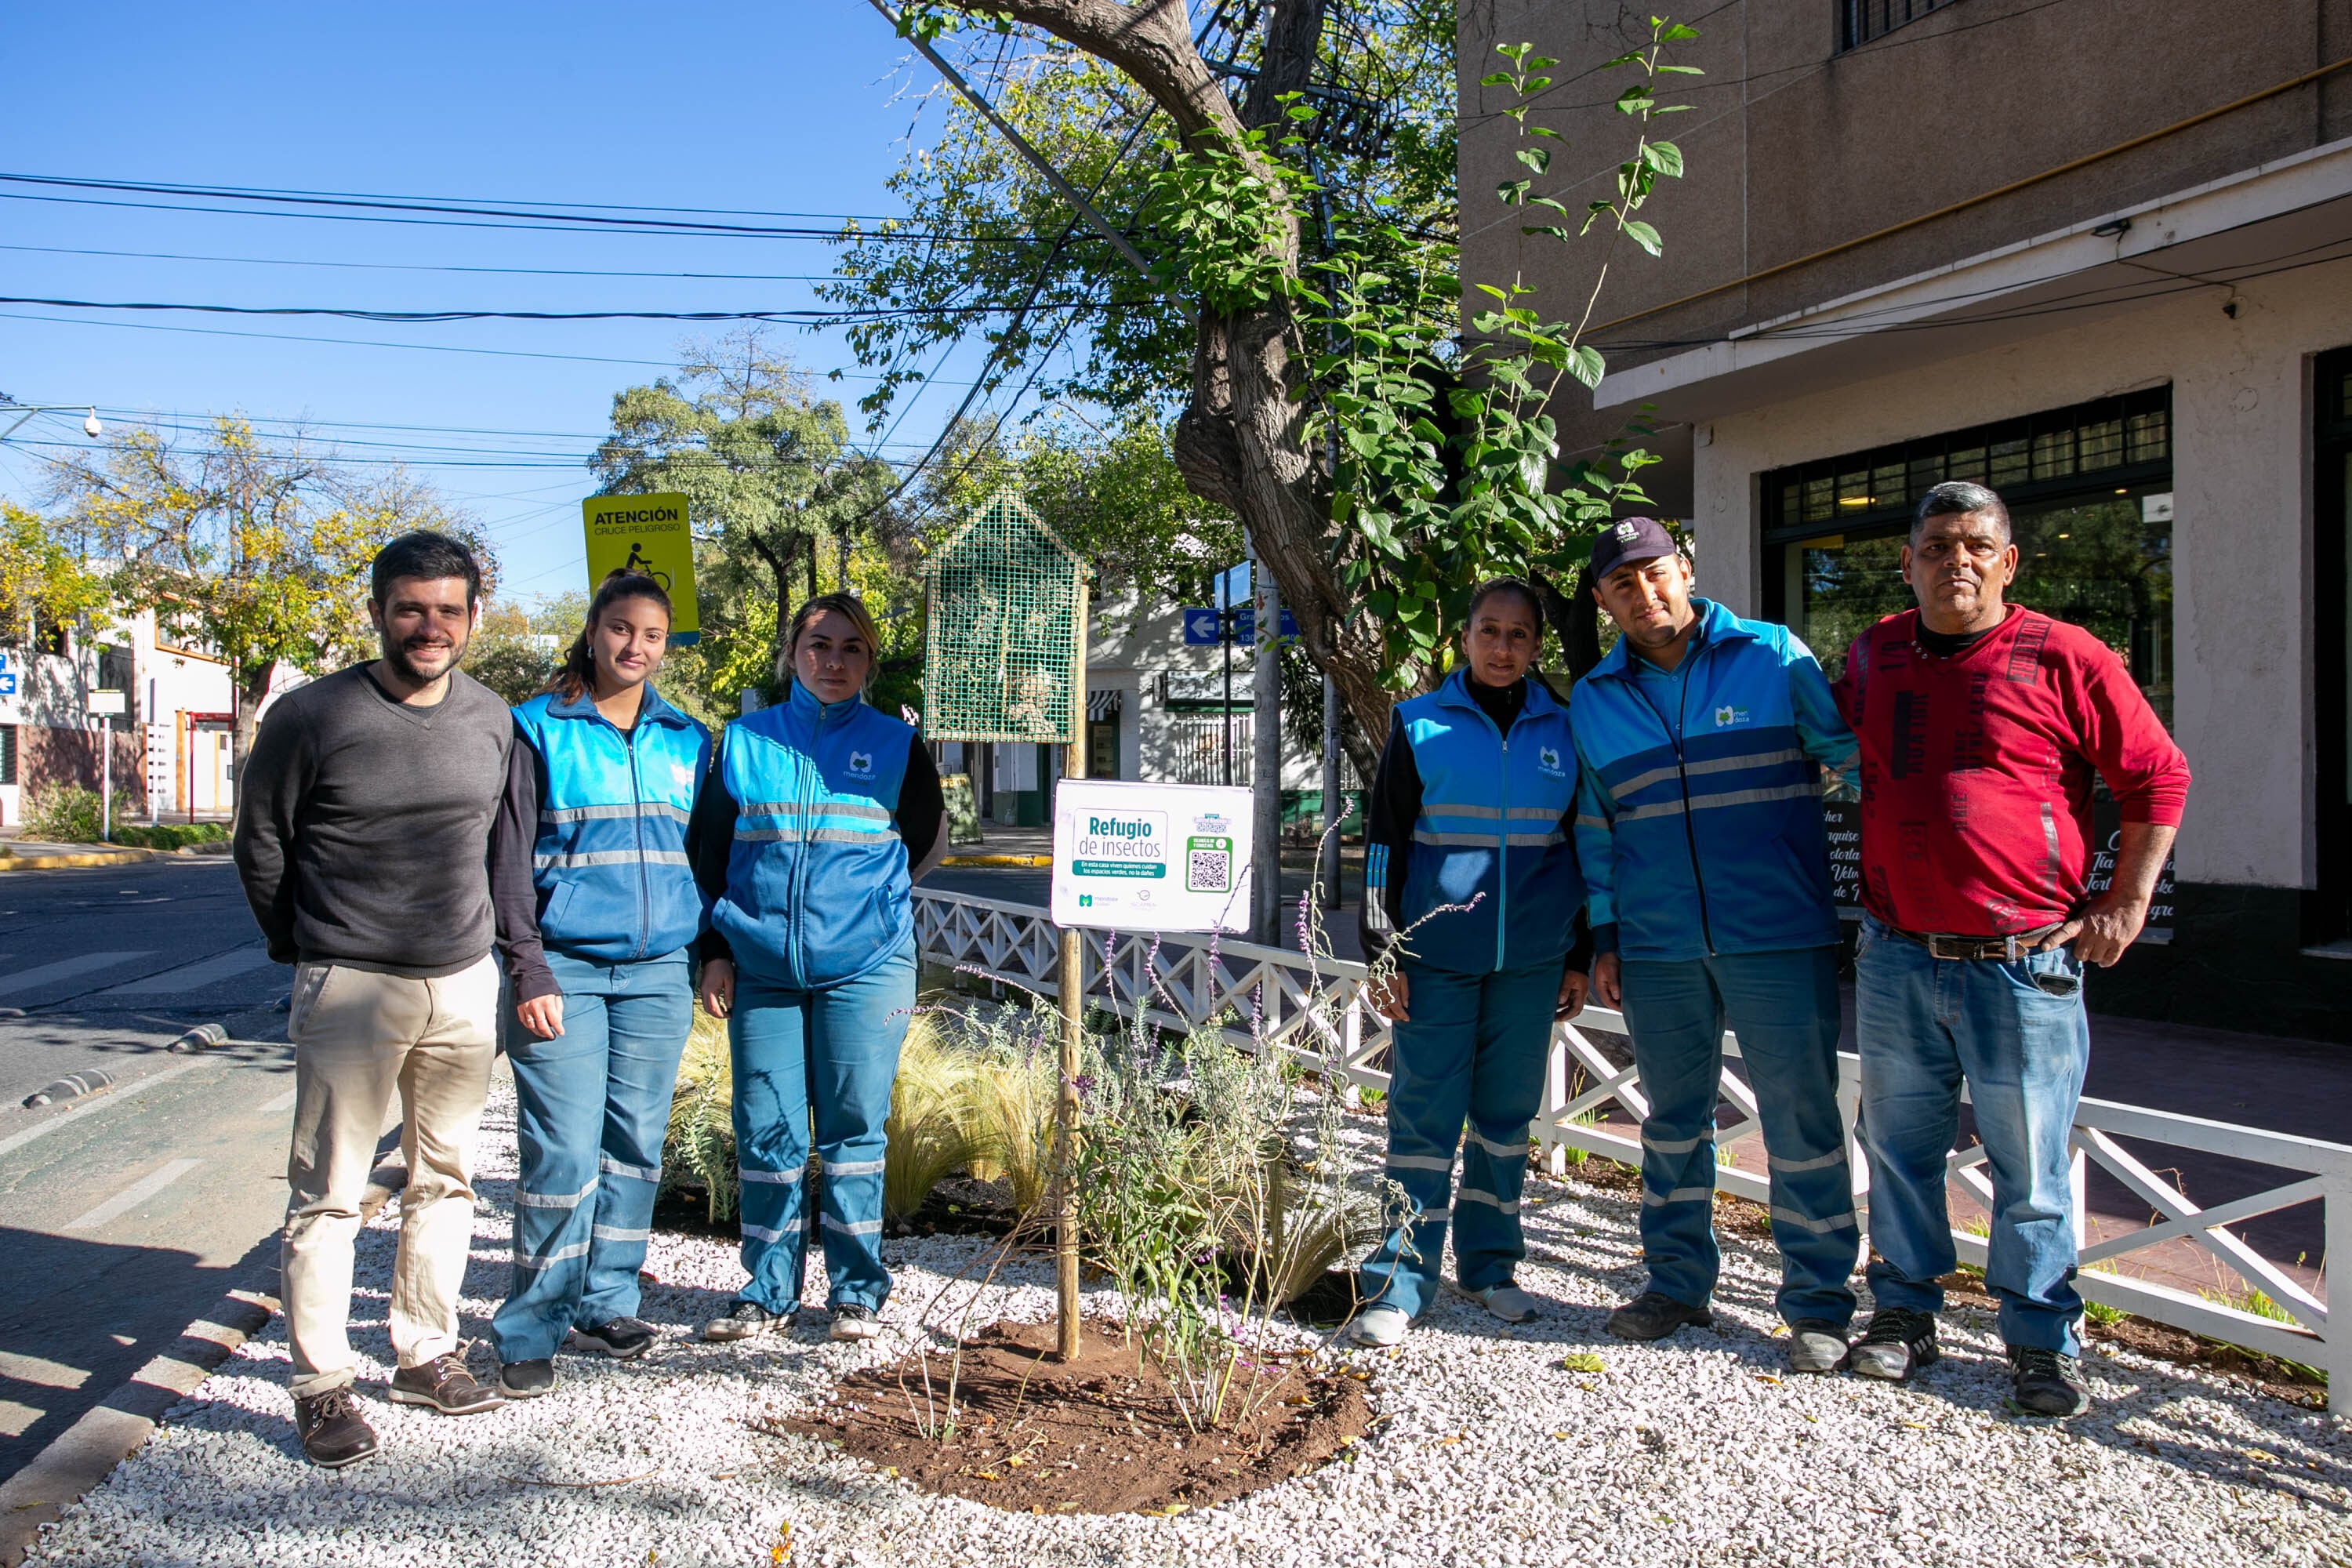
[{"left": 0, "top": 858, "right": 296, "bottom": 1484}]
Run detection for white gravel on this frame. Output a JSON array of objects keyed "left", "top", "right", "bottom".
[{"left": 21, "top": 1087, "right": 2352, "bottom": 1568}]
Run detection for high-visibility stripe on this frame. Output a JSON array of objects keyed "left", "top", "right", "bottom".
[
  {"left": 600, "top": 1156, "right": 661, "bottom": 1182},
  {"left": 1617, "top": 782, "right": 1818, "bottom": 823},
  {"left": 740, "top": 1221, "right": 791, "bottom": 1243},
  {"left": 591, "top": 1224, "right": 651, "bottom": 1243},
  {"left": 515, "top": 1177, "right": 600, "bottom": 1208},
  {"left": 822, "top": 1214, "right": 884, "bottom": 1237},
  {"left": 1456, "top": 1188, "right": 1520, "bottom": 1215},
  {"left": 1387, "top": 1152, "right": 1454, "bottom": 1173},
  {"left": 1641, "top": 1131, "right": 1708, "bottom": 1155},
  {"left": 1410, "top": 1205, "right": 1454, "bottom": 1223},
  {"left": 739, "top": 799, "right": 891, "bottom": 822},
  {"left": 826, "top": 1158, "right": 886, "bottom": 1177},
  {"left": 1767, "top": 1148, "right": 1849, "bottom": 1174},
  {"left": 1642, "top": 1185, "right": 1716, "bottom": 1206},
  {"left": 1769, "top": 1205, "right": 1860, "bottom": 1233},
  {"left": 534, "top": 848, "right": 693, "bottom": 869},
  {"left": 735, "top": 826, "right": 897, "bottom": 844},
  {"left": 1610, "top": 748, "right": 1804, "bottom": 804},
  {"left": 1411, "top": 829, "right": 1564, "bottom": 847},
  {"left": 542, "top": 802, "right": 691, "bottom": 826},
  {"left": 1574, "top": 812, "right": 1610, "bottom": 830},
  {"left": 739, "top": 1166, "right": 804, "bottom": 1185},
  {"left": 511, "top": 1240, "right": 592, "bottom": 1269},
  {"left": 1468, "top": 1129, "right": 1528, "bottom": 1159}
]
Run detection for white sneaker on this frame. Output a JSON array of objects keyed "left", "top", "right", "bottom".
[
  {"left": 829, "top": 1304, "right": 882, "bottom": 1342},
  {"left": 1475, "top": 1283, "right": 1539, "bottom": 1323},
  {"left": 1349, "top": 1305, "right": 1412, "bottom": 1347}
]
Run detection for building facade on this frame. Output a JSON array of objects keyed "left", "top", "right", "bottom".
[{"left": 1460, "top": 1, "right": 2352, "bottom": 1038}]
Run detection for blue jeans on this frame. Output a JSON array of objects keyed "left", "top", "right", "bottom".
[
  {"left": 1356, "top": 958, "right": 1557, "bottom": 1319},
  {"left": 492, "top": 949, "right": 693, "bottom": 1363},
  {"left": 1853, "top": 915, "right": 2090, "bottom": 1354},
  {"left": 1619, "top": 946, "right": 1859, "bottom": 1326},
  {"left": 729, "top": 938, "right": 914, "bottom": 1315}
]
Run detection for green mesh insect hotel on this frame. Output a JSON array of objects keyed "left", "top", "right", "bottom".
[{"left": 921, "top": 490, "right": 1087, "bottom": 744}]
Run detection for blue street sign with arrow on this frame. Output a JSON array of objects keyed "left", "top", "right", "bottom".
[{"left": 1179, "top": 607, "right": 1300, "bottom": 645}]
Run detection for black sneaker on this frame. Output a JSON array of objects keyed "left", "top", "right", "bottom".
[
  {"left": 292, "top": 1386, "right": 379, "bottom": 1468},
  {"left": 1849, "top": 1307, "right": 1940, "bottom": 1383},
  {"left": 570, "top": 1317, "right": 657, "bottom": 1359},
  {"left": 1604, "top": 1290, "right": 1715, "bottom": 1341},
  {"left": 498, "top": 1359, "right": 557, "bottom": 1399},
  {"left": 829, "top": 1304, "right": 880, "bottom": 1343},
  {"left": 2006, "top": 1345, "right": 2091, "bottom": 1417},
  {"left": 700, "top": 1299, "right": 794, "bottom": 1342}
]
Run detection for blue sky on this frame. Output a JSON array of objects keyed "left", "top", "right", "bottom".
[{"left": 0, "top": 0, "right": 993, "bottom": 602}]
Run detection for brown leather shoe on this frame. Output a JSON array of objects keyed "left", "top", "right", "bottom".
[
  {"left": 388, "top": 1352, "right": 503, "bottom": 1414},
  {"left": 293, "top": 1387, "right": 379, "bottom": 1468}
]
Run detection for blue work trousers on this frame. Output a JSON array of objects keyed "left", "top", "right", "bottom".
[
  {"left": 492, "top": 949, "right": 694, "bottom": 1363},
  {"left": 729, "top": 939, "right": 914, "bottom": 1315},
  {"left": 1356, "top": 957, "right": 1557, "bottom": 1319},
  {"left": 1854, "top": 915, "right": 2090, "bottom": 1353},
  {"left": 1620, "top": 945, "right": 1859, "bottom": 1327}
]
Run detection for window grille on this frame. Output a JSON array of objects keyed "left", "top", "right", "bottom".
[
  {"left": 1840, "top": 0, "right": 1956, "bottom": 51},
  {"left": 0, "top": 724, "right": 17, "bottom": 787}
]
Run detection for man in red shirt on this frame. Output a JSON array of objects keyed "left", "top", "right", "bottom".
[{"left": 1832, "top": 481, "right": 2188, "bottom": 1418}]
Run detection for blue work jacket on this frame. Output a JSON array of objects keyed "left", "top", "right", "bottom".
[
  {"left": 1385, "top": 669, "right": 1584, "bottom": 975},
  {"left": 710, "top": 681, "right": 916, "bottom": 990},
  {"left": 512, "top": 684, "right": 710, "bottom": 964},
  {"left": 1570, "top": 597, "right": 1855, "bottom": 963}
]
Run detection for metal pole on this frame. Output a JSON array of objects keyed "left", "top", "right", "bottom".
[
  {"left": 1319, "top": 673, "right": 1341, "bottom": 909},
  {"left": 1250, "top": 546, "right": 1283, "bottom": 945},
  {"left": 1221, "top": 572, "right": 1234, "bottom": 787},
  {"left": 100, "top": 715, "right": 111, "bottom": 844},
  {"left": 1053, "top": 584, "right": 1091, "bottom": 1363}
]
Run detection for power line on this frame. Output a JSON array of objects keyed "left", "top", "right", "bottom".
[
  {"left": 0, "top": 242, "right": 860, "bottom": 284},
  {"left": 0, "top": 293, "right": 1134, "bottom": 325}
]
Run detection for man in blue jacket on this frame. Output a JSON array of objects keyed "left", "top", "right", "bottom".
[{"left": 1571, "top": 518, "right": 1860, "bottom": 1374}]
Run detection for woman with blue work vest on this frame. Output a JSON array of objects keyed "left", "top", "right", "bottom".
[
  {"left": 686, "top": 592, "right": 947, "bottom": 1345},
  {"left": 488, "top": 570, "right": 711, "bottom": 1399},
  {"left": 1351, "top": 577, "right": 1590, "bottom": 1348}
]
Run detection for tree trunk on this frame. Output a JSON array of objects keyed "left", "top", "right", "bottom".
[{"left": 231, "top": 657, "right": 278, "bottom": 816}]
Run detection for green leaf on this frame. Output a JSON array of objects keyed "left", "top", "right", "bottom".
[
  {"left": 1641, "top": 141, "right": 1685, "bottom": 178},
  {"left": 1622, "top": 220, "right": 1663, "bottom": 256},
  {"left": 1566, "top": 345, "right": 1606, "bottom": 389}
]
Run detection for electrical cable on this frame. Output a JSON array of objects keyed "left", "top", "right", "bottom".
[
  {"left": 0, "top": 242, "right": 865, "bottom": 284},
  {"left": 0, "top": 293, "right": 1133, "bottom": 325}
]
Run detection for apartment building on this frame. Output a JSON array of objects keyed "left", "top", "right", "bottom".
[{"left": 1459, "top": 1, "right": 2352, "bottom": 1036}]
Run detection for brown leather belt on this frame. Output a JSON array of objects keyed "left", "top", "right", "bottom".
[{"left": 1882, "top": 922, "right": 2065, "bottom": 962}]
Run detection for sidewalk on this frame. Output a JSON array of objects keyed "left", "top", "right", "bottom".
[{"left": 0, "top": 841, "right": 152, "bottom": 871}]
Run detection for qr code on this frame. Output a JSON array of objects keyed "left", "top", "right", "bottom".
[{"left": 1187, "top": 848, "right": 1231, "bottom": 892}]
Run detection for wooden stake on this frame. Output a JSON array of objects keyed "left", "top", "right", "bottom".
[{"left": 1053, "top": 588, "right": 1089, "bottom": 1363}]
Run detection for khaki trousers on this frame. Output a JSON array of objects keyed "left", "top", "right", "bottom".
[{"left": 281, "top": 953, "right": 499, "bottom": 1399}]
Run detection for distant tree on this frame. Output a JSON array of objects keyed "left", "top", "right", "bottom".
[
  {"left": 50, "top": 417, "right": 495, "bottom": 788},
  {"left": 0, "top": 502, "right": 111, "bottom": 646},
  {"left": 468, "top": 590, "right": 584, "bottom": 706}
]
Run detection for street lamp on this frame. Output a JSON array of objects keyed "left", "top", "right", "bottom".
[{"left": 0, "top": 400, "right": 103, "bottom": 442}]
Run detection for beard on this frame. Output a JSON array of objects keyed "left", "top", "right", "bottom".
[{"left": 379, "top": 626, "right": 466, "bottom": 684}]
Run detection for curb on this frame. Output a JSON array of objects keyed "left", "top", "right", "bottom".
[
  {"left": 0, "top": 1287, "right": 277, "bottom": 1568},
  {"left": 941, "top": 853, "right": 1053, "bottom": 868},
  {"left": 0, "top": 850, "right": 154, "bottom": 872}
]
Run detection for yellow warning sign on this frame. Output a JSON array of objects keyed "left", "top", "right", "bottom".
[{"left": 582, "top": 492, "right": 700, "bottom": 643}]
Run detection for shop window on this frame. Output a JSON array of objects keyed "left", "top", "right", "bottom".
[
  {"left": 1763, "top": 387, "right": 2175, "bottom": 724},
  {"left": 1839, "top": 0, "right": 1957, "bottom": 53}
]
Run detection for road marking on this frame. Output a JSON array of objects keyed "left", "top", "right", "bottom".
[
  {"left": 64, "top": 1157, "right": 201, "bottom": 1232},
  {"left": 0, "top": 952, "right": 151, "bottom": 999},
  {"left": 259, "top": 1087, "right": 299, "bottom": 1115},
  {"left": 98, "top": 946, "right": 274, "bottom": 996},
  {"left": 0, "top": 1059, "right": 205, "bottom": 1160}
]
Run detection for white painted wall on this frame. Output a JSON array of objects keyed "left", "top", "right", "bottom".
[{"left": 1687, "top": 255, "right": 2352, "bottom": 891}]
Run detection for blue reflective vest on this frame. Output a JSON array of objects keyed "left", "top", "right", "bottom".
[
  {"left": 1570, "top": 597, "right": 1855, "bottom": 963},
  {"left": 711, "top": 681, "right": 916, "bottom": 990},
  {"left": 511, "top": 684, "right": 711, "bottom": 964},
  {"left": 1389, "top": 670, "right": 1584, "bottom": 974}
]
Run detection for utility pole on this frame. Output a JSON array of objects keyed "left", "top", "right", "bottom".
[
  {"left": 1250, "top": 545, "right": 1282, "bottom": 946},
  {"left": 1220, "top": 568, "right": 1235, "bottom": 787}
]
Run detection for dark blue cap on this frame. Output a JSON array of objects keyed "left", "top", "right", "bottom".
[{"left": 1588, "top": 516, "right": 1678, "bottom": 581}]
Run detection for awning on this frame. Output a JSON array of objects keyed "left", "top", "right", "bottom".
[{"left": 1087, "top": 689, "right": 1124, "bottom": 720}]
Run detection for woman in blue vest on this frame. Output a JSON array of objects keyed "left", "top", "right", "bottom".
[
  {"left": 1352, "top": 577, "right": 1590, "bottom": 1347},
  {"left": 687, "top": 592, "right": 946, "bottom": 1345},
  {"left": 488, "top": 569, "right": 711, "bottom": 1398}
]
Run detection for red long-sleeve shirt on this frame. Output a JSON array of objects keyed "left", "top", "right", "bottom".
[{"left": 1832, "top": 607, "right": 2190, "bottom": 938}]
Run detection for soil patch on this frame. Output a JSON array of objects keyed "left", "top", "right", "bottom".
[{"left": 780, "top": 1316, "right": 1373, "bottom": 1516}]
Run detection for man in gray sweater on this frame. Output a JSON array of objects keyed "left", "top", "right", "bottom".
[{"left": 234, "top": 530, "right": 514, "bottom": 1468}]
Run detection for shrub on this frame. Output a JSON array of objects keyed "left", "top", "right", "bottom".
[
  {"left": 20, "top": 785, "right": 137, "bottom": 844},
  {"left": 109, "top": 822, "right": 228, "bottom": 850},
  {"left": 662, "top": 1008, "right": 738, "bottom": 1222},
  {"left": 883, "top": 1012, "right": 987, "bottom": 1223}
]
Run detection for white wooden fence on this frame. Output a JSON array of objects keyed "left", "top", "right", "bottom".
[{"left": 914, "top": 886, "right": 2349, "bottom": 1403}]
